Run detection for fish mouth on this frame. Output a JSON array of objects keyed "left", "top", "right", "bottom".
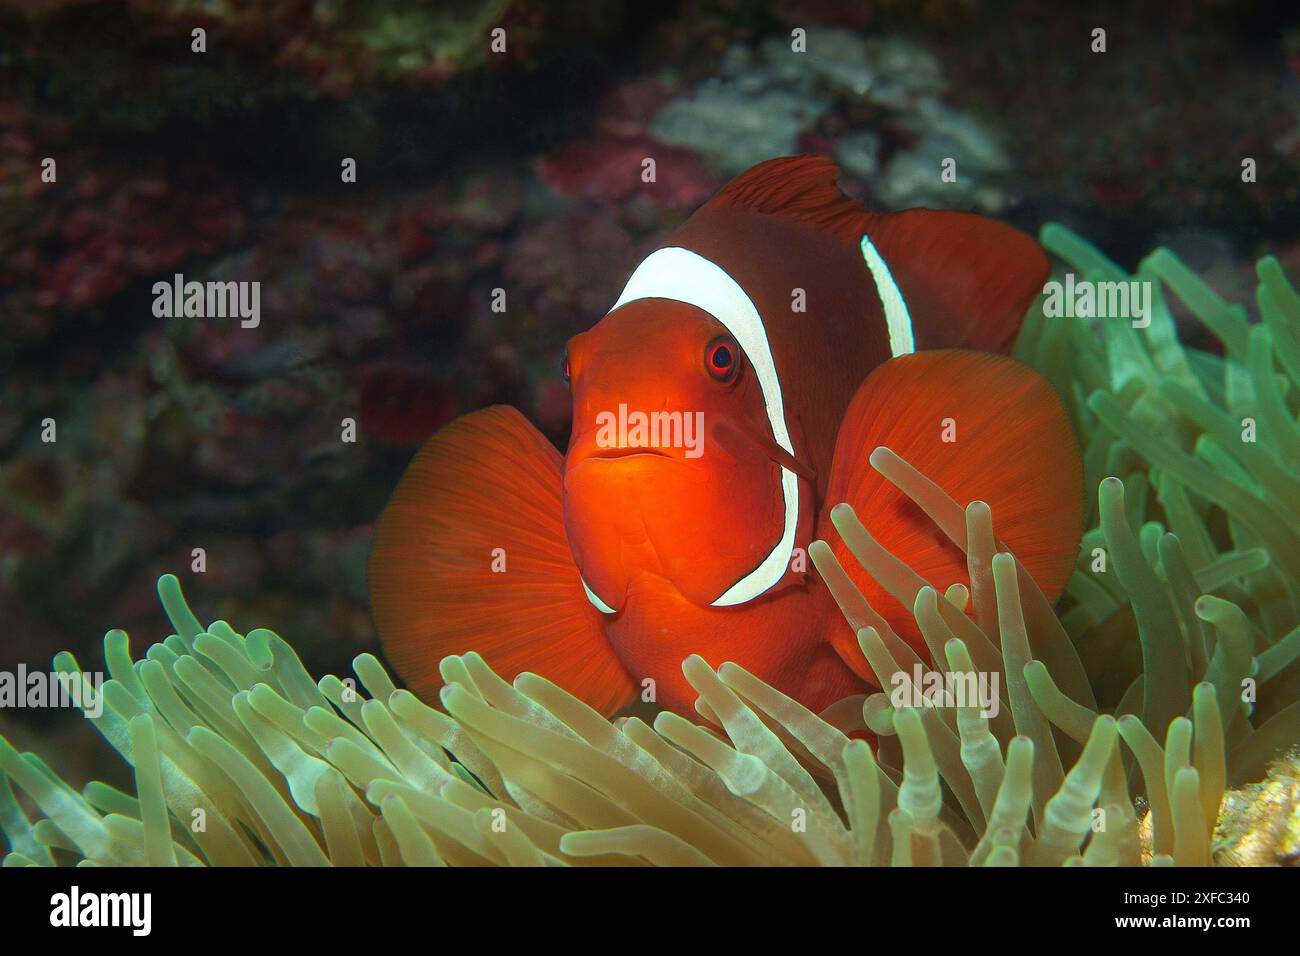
[
  {"left": 568, "top": 442, "right": 711, "bottom": 486},
  {"left": 586, "top": 447, "right": 672, "bottom": 461}
]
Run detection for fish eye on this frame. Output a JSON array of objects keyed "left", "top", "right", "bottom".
[
  {"left": 561, "top": 348, "right": 571, "bottom": 385},
  {"left": 705, "top": 335, "right": 739, "bottom": 383}
]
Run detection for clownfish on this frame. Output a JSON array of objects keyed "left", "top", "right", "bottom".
[{"left": 368, "top": 156, "right": 1083, "bottom": 719}]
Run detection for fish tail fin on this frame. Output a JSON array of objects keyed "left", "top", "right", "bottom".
[
  {"left": 817, "top": 350, "right": 1082, "bottom": 666},
  {"left": 858, "top": 209, "right": 1050, "bottom": 355},
  {"left": 368, "top": 405, "right": 636, "bottom": 716}
]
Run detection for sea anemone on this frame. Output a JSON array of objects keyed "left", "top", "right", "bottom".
[
  {"left": 1017, "top": 225, "right": 1300, "bottom": 760},
  {"left": 1, "top": 226, "right": 1297, "bottom": 866}
]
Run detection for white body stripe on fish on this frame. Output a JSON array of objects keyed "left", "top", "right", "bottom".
[
  {"left": 593, "top": 246, "right": 800, "bottom": 609},
  {"left": 859, "top": 234, "right": 915, "bottom": 357}
]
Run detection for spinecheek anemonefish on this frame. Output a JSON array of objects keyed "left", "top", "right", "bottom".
[{"left": 368, "top": 156, "right": 1083, "bottom": 720}]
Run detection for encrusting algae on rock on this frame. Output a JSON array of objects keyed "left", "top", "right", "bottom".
[
  {"left": 1213, "top": 750, "right": 1300, "bottom": 866},
  {"left": 1, "top": 226, "right": 1298, "bottom": 866}
]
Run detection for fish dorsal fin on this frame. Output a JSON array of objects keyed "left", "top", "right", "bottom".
[
  {"left": 707, "top": 156, "right": 1049, "bottom": 356},
  {"left": 858, "top": 209, "right": 1050, "bottom": 355},
  {"left": 706, "top": 155, "right": 870, "bottom": 244}
]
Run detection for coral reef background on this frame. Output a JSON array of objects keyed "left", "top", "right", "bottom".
[{"left": 1, "top": 0, "right": 1299, "bottom": 796}]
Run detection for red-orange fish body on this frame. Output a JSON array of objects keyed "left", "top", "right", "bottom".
[{"left": 369, "top": 156, "right": 1083, "bottom": 719}]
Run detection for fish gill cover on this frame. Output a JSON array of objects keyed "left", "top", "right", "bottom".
[{"left": 1, "top": 228, "right": 1298, "bottom": 867}]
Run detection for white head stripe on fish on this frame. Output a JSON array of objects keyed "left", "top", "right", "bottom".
[
  {"left": 602, "top": 246, "right": 798, "bottom": 608},
  {"left": 859, "top": 234, "right": 915, "bottom": 357}
]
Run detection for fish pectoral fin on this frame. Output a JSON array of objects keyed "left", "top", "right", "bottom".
[
  {"left": 368, "top": 405, "right": 636, "bottom": 717},
  {"left": 762, "top": 434, "right": 815, "bottom": 482},
  {"left": 816, "top": 350, "right": 1083, "bottom": 662},
  {"left": 712, "top": 415, "right": 816, "bottom": 482}
]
